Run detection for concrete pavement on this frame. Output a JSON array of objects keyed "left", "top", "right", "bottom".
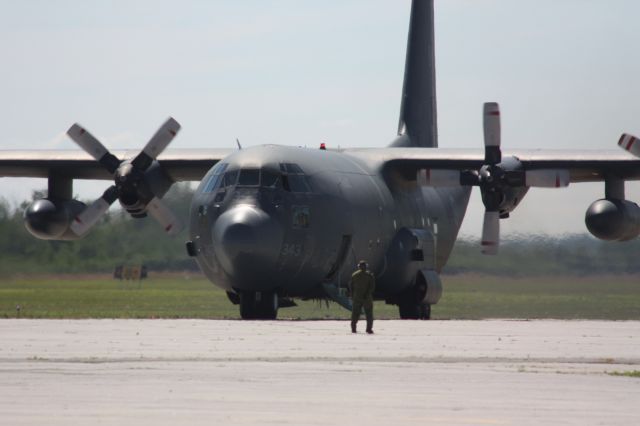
[{"left": 1, "top": 319, "right": 639, "bottom": 425}]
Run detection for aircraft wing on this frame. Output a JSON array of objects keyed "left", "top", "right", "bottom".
[
  {"left": 5, "top": 146, "right": 638, "bottom": 183},
  {"left": 0, "top": 149, "right": 234, "bottom": 181},
  {"left": 348, "top": 148, "right": 640, "bottom": 183}
]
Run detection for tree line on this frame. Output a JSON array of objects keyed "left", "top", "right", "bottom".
[
  {"left": 0, "top": 185, "right": 639, "bottom": 276},
  {"left": 447, "top": 234, "right": 640, "bottom": 276},
  {"left": 0, "top": 184, "right": 196, "bottom": 275}
]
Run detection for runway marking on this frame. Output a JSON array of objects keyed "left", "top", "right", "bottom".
[{"left": 2, "top": 356, "right": 639, "bottom": 365}]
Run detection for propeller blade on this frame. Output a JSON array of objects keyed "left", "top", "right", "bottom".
[
  {"left": 418, "top": 169, "right": 462, "bottom": 187},
  {"left": 618, "top": 133, "right": 640, "bottom": 158},
  {"left": 70, "top": 186, "right": 119, "bottom": 236},
  {"left": 483, "top": 102, "right": 501, "bottom": 165},
  {"left": 67, "top": 124, "right": 121, "bottom": 174},
  {"left": 131, "top": 117, "right": 181, "bottom": 171},
  {"left": 481, "top": 210, "right": 500, "bottom": 255},
  {"left": 146, "top": 197, "right": 182, "bottom": 235},
  {"left": 525, "top": 169, "right": 570, "bottom": 188}
]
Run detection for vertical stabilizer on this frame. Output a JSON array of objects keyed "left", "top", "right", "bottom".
[{"left": 393, "top": 0, "right": 438, "bottom": 148}]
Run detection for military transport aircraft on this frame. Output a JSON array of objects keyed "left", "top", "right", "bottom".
[{"left": 2, "top": 0, "right": 640, "bottom": 319}]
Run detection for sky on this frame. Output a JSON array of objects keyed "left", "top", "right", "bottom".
[{"left": 1, "top": 0, "right": 640, "bottom": 239}]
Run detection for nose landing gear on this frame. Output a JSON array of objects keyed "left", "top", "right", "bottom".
[{"left": 239, "top": 291, "right": 279, "bottom": 320}]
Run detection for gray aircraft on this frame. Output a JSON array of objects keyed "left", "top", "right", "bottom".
[{"left": 2, "top": 0, "right": 640, "bottom": 319}]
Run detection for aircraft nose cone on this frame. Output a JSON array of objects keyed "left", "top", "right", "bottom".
[{"left": 212, "top": 205, "right": 283, "bottom": 288}]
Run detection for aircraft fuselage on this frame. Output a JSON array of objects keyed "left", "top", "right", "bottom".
[{"left": 189, "top": 145, "right": 470, "bottom": 303}]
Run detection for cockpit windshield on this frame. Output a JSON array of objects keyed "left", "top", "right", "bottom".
[
  {"left": 261, "top": 170, "right": 280, "bottom": 188},
  {"left": 203, "top": 164, "right": 309, "bottom": 193},
  {"left": 237, "top": 169, "right": 260, "bottom": 186},
  {"left": 222, "top": 170, "right": 239, "bottom": 187}
]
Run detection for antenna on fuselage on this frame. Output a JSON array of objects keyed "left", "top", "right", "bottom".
[{"left": 236, "top": 138, "right": 242, "bottom": 150}]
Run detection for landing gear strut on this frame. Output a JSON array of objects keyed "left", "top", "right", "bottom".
[
  {"left": 398, "top": 301, "right": 431, "bottom": 320},
  {"left": 239, "top": 291, "right": 279, "bottom": 320}
]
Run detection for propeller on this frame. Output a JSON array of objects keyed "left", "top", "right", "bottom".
[
  {"left": 421, "top": 102, "right": 570, "bottom": 255},
  {"left": 146, "top": 197, "right": 182, "bottom": 236},
  {"left": 478, "top": 103, "right": 503, "bottom": 254},
  {"left": 67, "top": 118, "right": 182, "bottom": 236},
  {"left": 70, "top": 186, "right": 118, "bottom": 236},
  {"left": 481, "top": 211, "right": 500, "bottom": 255},
  {"left": 619, "top": 134, "right": 640, "bottom": 158}
]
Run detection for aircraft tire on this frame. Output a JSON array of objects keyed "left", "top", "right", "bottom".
[
  {"left": 239, "top": 291, "right": 278, "bottom": 320},
  {"left": 398, "top": 302, "right": 420, "bottom": 320},
  {"left": 256, "top": 292, "right": 278, "bottom": 320},
  {"left": 239, "top": 292, "right": 257, "bottom": 320},
  {"left": 418, "top": 303, "right": 431, "bottom": 320}
]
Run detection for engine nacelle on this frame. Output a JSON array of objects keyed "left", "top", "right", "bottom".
[
  {"left": 496, "top": 186, "right": 529, "bottom": 216},
  {"left": 24, "top": 199, "right": 86, "bottom": 241},
  {"left": 416, "top": 269, "right": 443, "bottom": 305},
  {"left": 585, "top": 199, "right": 640, "bottom": 241}
]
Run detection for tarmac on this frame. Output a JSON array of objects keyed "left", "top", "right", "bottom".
[{"left": 1, "top": 319, "right": 639, "bottom": 425}]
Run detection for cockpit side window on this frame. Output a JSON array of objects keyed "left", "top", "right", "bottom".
[
  {"left": 203, "top": 163, "right": 228, "bottom": 193},
  {"left": 216, "top": 163, "right": 229, "bottom": 174},
  {"left": 278, "top": 163, "right": 311, "bottom": 193},
  {"left": 284, "top": 163, "right": 304, "bottom": 174},
  {"left": 238, "top": 169, "right": 260, "bottom": 186},
  {"left": 203, "top": 176, "right": 218, "bottom": 193},
  {"left": 288, "top": 175, "right": 311, "bottom": 192}
]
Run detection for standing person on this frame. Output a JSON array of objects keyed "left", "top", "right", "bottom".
[{"left": 349, "top": 260, "right": 376, "bottom": 334}]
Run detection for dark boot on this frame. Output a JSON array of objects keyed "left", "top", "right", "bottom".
[
  {"left": 351, "top": 321, "right": 357, "bottom": 333},
  {"left": 366, "top": 319, "right": 374, "bottom": 334}
]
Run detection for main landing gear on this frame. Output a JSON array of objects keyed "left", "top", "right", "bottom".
[
  {"left": 397, "top": 277, "right": 432, "bottom": 320},
  {"left": 239, "top": 291, "right": 279, "bottom": 320},
  {"left": 398, "top": 300, "right": 431, "bottom": 320}
]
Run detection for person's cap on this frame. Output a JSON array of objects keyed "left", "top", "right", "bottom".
[{"left": 358, "top": 260, "right": 367, "bottom": 266}]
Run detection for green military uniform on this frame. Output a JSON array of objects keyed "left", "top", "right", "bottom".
[{"left": 349, "top": 266, "right": 375, "bottom": 333}]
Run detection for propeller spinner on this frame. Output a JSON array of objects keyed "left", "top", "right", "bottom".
[{"left": 67, "top": 118, "right": 182, "bottom": 237}]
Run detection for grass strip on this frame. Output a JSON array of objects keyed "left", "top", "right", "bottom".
[{"left": 1, "top": 274, "right": 639, "bottom": 320}]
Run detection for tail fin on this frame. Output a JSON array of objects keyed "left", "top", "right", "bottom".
[{"left": 392, "top": 0, "right": 438, "bottom": 148}]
